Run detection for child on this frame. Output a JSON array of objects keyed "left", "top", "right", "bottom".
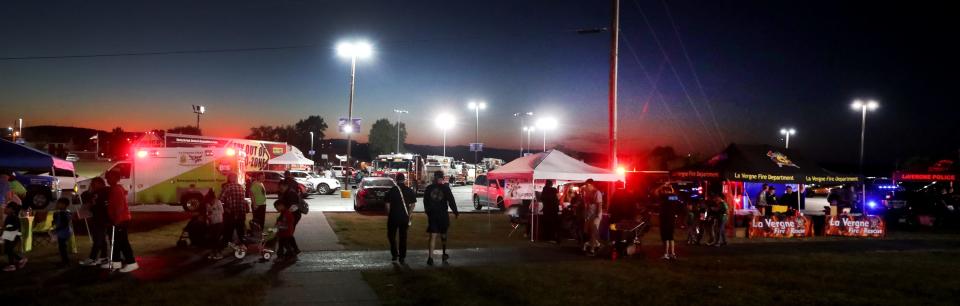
[
  {"left": 3, "top": 202, "right": 27, "bottom": 272},
  {"left": 275, "top": 202, "right": 298, "bottom": 260},
  {"left": 205, "top": 190, "right": 224, "bottom": 260},
  {"left": 52, "top": 198, "right": 74, "bottom": 268}
]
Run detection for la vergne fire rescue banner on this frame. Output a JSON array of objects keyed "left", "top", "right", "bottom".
[
  {"left": 824, "top": 215, "right": 886, "bottom": 237},
  {"left": 748, "top": 215, "right": 813, "bottom": 238}
]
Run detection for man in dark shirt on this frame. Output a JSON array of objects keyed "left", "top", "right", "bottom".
[
  {"left": 424, "top": 171, "right": 458, "bottom": 265},
  {"left": 385, "top": 173, "right": 416, "bottom": 263},
  {"left": 539, "top": 180, "right": 560, "bottom": 243},
  {"left": 781, "top": 186, "right": 799, "bottom": 213}
]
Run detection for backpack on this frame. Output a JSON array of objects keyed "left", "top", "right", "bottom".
[{"left": 298, "top": 197, "right": 309, "bottom": 215}]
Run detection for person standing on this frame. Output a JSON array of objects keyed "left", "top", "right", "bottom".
[
  {"left": 711, "top": 194, "right": 729, "bottom": 247},
  {"left": 205, "top": 190, "right": 224, "bottom": 260},
  {"left": 540, "top": 180, "right": 560, "bottom": 243},
  {"left": 781, "top": 186, "right": 799, "bottom": 214},
  {"left": 424, "top": 171, "right": 458, "bottom": 265},
  {"left": 80, "top": 177, "right": 110, "bottom": 266},
  {"left": 659, "top": 186, "right": 680, "bottom": 260},
  {"left": 274, "top": 202, "right": 298, "bottom": 260},
  {"left": 249, "top": 175, "right": 267, "bottom": 230},
  {"left": 756, "top": 184, "right": 769, "bottom": 216},
  {"left": 0, "top": 172, "right": 9, "bottom": 211},
  {"left": 385, "top": 173, "right": 416, "bottom": 263},
  {"left": 219, "top": 173, "right": 248, "bottom": 253},
  {"left": 51, "top": 198, "right": 73, "bottom": 268},
  {"left": 582, "top": 179, "right": 603, "bottom": 256},
  {"left": 2, "top": 203, "right": 26, "bottom": 272},
  {"left": 104, "top": 171, "right": 138, "bottom": 272}
]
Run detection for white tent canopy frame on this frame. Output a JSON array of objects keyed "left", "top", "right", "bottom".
[
  {"left": 487, "top": 150, "right": 623, "bottom": 242},
  {"left": 267, "top": 146, "right": 314, "bottom": 165}
]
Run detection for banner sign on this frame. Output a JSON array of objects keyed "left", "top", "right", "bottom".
[
  {"left": 893, "top": 172, "right": 956, "bottom": 182},
  {"left": 505, "top": 179, "right": 535, "bottom": 200},
  {"left": 825, "top": 215, "right": 886, "bottom": 237},
  {"left": 748, "top": 215, "right": 813, "bottom": 238},
  {"left": 469, "top": 143, "right": 483, "bottom": 152}
]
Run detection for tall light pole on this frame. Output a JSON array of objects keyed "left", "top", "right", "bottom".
[
  {"left": 17, "top": 118, "right": 23, "bottom": 142},
  {"left": 852, "top": 99, "right": 878, "bottom": 212},
  {"left": 468, "top": 101, "right": 486, "bottom": 163},
  {"left": 435, "top": 113, "right": 455, "bottom": 157},
  {"left": 608, "top": 0, "right": 620, "bottom": 173},
  {"left": 191, "top": 105, "right": 205, "bottom": 132},
  {"left": 309, "top": 131, "right": 315, "bottom": 154},
  {"left": 779, "top": 128, "right": 796, "bottom": 149},
  {"left": 336, "top": 40, "right": 373, "bottom": 172},
  {"left": 513, "top": 112, "right": 534, "bottom": 156},
  {"left": 536, "top": 117, "right": 558, "bottom": 152},
  {"left": 523, "top": 126, "right": 535, "bottom": 154},
  {"left": 393, "top": 109, "right": 408, "bottom": 153}
]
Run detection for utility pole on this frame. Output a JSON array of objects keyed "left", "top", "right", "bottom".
[{"left": 608, "top": 0, "right": 620, "bottom": 173}]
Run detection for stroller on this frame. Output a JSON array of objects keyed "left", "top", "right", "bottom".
[
  {"left": 240, "top": 220, "right": 276, "bottom": 261},
  {"left": 608, "top": 210, "right": 653, "bottom": 260},
  {"left": 177, "top": 214, "right": 208, "bottom": 248}
]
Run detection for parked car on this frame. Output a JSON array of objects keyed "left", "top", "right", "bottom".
[
  {"left": 65, "top": 153, "right": 79, "bottom": 162},
  {"left": 472, "top": 174, "right": 506, "bottom": 210},
  {"left": 245, "top": 170, "right": 307, "bottom": 195},
  {"left": 353, "top": 177, "right": 395, "bottom": 212},
  {"left": 288, "top": 170, "right": 341, "bottom": 195},
  {"left": 11, "top": 170, "right": 64, "bottom": 210}
]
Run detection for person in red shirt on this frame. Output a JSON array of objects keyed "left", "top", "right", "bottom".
[
  {"left": 104, "top": 171, "right": 138, "bottom": 272},
  {"left": 275, "top": 201, "right": 298, "bottom": 260}
]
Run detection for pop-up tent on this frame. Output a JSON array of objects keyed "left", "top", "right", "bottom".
[
  {"left": 0, "top": 139, "right": 75, "bottom": 171},
  {"left": 267, "top": 147, "right": 314, "bottom": 166},
  {"left": 671, "top": 144, "right": 858, "bottom": 185},
  {"left": 487, "top": 149, "right": 623, "bottom": 182}
]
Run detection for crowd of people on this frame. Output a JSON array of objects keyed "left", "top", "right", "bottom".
[
  {"left": 2, "top": 171, "right": 137, "bottom": 273},
  {"left": 520, "top": 179, "right": 731, "bottom": 260}
]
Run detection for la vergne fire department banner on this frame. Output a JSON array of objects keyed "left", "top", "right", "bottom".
[
  {"left": 748, "top": 215, "right": 813, "bottom": 238},
  {"left": 824, "top": 215, "right": 886, "bottom": 237}
]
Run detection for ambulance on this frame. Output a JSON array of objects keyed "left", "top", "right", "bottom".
[{"left": 81, "top": 147, "right": 246, "bottom": 210}]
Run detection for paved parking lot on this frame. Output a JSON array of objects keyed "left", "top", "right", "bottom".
[{"left": 130, "top": 185, "right": 497, "bottom": 213}]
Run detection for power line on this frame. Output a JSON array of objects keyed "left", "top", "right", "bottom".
[
  {"left": 0, "top": 29, "right": 587, "bottom": 62},
  {"left": 622, "top": 34, "right": 695, "bottom": 151},
  {"left": 631, "top": 0, "right": 723, "bottom": 150},
  {"left": 660, "top": 0, "right": 727, "bottom": 147},
  {"left": 0, "top": 44, "right": 319, "bottom": 61}
]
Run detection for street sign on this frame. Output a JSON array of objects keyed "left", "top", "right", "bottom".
[
  {"left": 308, "top": 150, "right": 316, "bottom": 156},
  {"left": 335, "top": 154, "right": 347, "bottom": 162},
  {"left": 469, "top": 143, "right": 483, "bottom": 152},
  {"left": 337, "top": 118, "right": 362, "bottom": 133},
  {"left": 321, "top": 154, "right": 328, "bottom": 159}
]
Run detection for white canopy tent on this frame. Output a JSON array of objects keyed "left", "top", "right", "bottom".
[
  {"left": 267, "top": 147, "right": 314, "bottom": 166},
  {"left": 486, "top": 149, "right": 623, "bottom": 182},
  {"left": 487, "top": 150, "right": 622, "bottom": 242}
]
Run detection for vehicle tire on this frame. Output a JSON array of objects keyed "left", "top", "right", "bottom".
[
  {"left": 25, "top": 188, "right": 51, "bottom": 210},
  {"left": 473, "top": 195, "right": 482, "bottom": 210},
  {"left": 181, "top": 193, "right": 204, "bottom": 212},
  {"left": 317, "top": 183, "right": 331, "bottom": 195},
  {"left": 496, "top": 197, "right": 505, "bottom": 211}
]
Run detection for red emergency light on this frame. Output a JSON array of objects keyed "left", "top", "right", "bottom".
[
  {"left": 136, "top": 150, "right": 148, "bottom": 158},
  {"left": 226, "top": 148, "right": 236, "bottom": 156}
]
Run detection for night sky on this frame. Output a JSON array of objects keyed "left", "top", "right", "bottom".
[{"left": 2, "top": 1, "right": 958, "bottom": 169}]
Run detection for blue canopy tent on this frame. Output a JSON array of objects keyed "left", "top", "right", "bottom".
[{"left": 0, "top": 138, "right": 75, "bottom": 172}]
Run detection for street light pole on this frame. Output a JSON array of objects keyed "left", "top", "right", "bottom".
[
  {"left": 468, "top": 101, "right": 486, "bottom": 163},
  {"left": 780, "top": 128, "right": 796, "bottom": 149},
  {"left": 513, "top": 112, "right": 533, "bottom": 156},
  {"left": 435, "top": 113, "right": 455, "bottom": 158},
  {"left": 192, "top": 105, "right": 205, "bottom": 133},
  {"left": 394, "top": 109, "right": 408, "bottom": 153},
  {"left": 337, "top": 40, "right": 372, "bottom": 176},
  {"left": 852, "top": 99, "right": 878, "bottom": 213},
  {"left": 309, "top": 131, "right": 315, "bottom": 154}
]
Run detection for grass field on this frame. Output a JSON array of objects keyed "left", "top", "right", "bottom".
[
  {"left": 363, "top": 250, "right": 960, "bottom": 306},
  {"left": 0, "top": 212, "right": 278, "bottom": 306},
  {"left": 325, "top": 212, "right": 531, "bottom": 250},
  {"left": 327, "top": 213, "right": 960, "bottom": 305}
]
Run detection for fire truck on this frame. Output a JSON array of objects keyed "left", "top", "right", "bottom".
[{"left": 372, "top": 153, "right": 425, "bottom": 190}]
